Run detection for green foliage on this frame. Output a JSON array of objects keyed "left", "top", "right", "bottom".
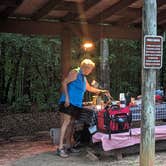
[
  {"left": 0, "top": 33, "right": 61, "bottom": 112},
  {"left": 108, "top": 39, "right": 141, "bottom": 98},
  {"left": 1, "top": 32, "right": 165, "bottom": 112},
  {"left": 8, "top": 95, "right": 31, "bottom": 112}
]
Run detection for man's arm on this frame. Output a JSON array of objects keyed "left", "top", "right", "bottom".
[
  {"left": 86, "top": 79, "right": 104, "bottom": 94},
  {"left": 86, "top": 79, "right": 113, "bottom": 99}
]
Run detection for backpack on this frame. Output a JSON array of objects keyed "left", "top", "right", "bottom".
[{"left": 97, "top": 104, "right": 132, "bottom": 139}]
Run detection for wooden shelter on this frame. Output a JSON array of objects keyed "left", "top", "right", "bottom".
[
  {"left": 0, "top": 1, "right": 166, "bottom": 165},
  {"left": 0, "top": 0, "right": 166, "bottom": 76},
  {"left": 0, "top": 0, "right": 166, "bottom": 77},
  {"left": 0, "top": 0, "right": 166, "bottom": 39}
]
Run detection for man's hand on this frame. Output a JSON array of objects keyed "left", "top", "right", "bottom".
[
  {"left": 100, "top": 90, "right": 108, "bottom": 93},
  {"left": 64, "top": 97, "right": 70, "bottom": 107},
  {"left": 100, "top": 90, "right": 113, "bottom": 100}
]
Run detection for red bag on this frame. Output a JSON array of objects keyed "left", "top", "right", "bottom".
[{"left": 97, "top": 105, "right": 132, "bottom": 139}]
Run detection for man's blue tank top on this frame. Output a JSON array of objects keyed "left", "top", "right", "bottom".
[{"left": 59, "top": 68, "right": 86, "bottom": 108}]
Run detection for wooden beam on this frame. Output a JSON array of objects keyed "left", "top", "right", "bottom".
[
  {"left": 61, "top": 29, "right": 72, "bottom": 79},
  {"left": 31, "top": 0, "right": 61, "bottom": 20},
  {"left": 0, "top": 0, "right": 23, "bottom": 20},
  {"left": 158, "top": 10, "right": 166, "bottom": 24},
  {"left": 157, "top": 0, "right": 166, "bottom": 7},
  {"left": 0, "top": 19, "right": 141, "bottom": 40},
  {"left": 116, "top": 8, "right": 142, "bottom": 26},
  {"left": 158, "top": 18, "right": 166, "bottom": 25},
  {"left": 54, "top": 2, "right": 77, "bottom": 12},
  {"left": 160, "top": 22, "right": 166, "bottom": 29},
  {"left": 123, "top": 0, "right": 166, "bottom": 27},
  {"left": 140, "top": 0, "right": 157, "bottom": 166},
  {"left": 68, "top": 23, "right": 141, "bottom": 40},
  {"left": 0, "top": 0, "right": 22, "bottom": 6},
  {"left": 89, "top": 0, "right": 137, "bottom": 23},
  {"left": 61, "top": 0, "right": 100, "bottom": 22},
  {"left": 0, "top": 19, "right": 64, "bottom": 36},
  {"left": 0, "top": 7, "right": 16, "bottom": 19}
]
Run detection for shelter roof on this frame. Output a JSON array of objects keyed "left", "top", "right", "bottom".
[{"left": 0, "top": 0, "right": 166, "bottom": 40}]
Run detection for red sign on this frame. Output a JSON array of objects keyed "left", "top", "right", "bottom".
[{"left": 144, "top": 35, "right": 163, "bottom": 69}]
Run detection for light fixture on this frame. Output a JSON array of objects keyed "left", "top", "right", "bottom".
[
  {"left": 83, "top": 42, "right": 93, "bottom": 49},
  {"left": 82, "top": 40, "right": 94, "bottom": 50}
]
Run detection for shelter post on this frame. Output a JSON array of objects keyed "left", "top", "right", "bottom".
[
  {"left": 99, "top": 39, "right": 110, "bottom": 90},
  {"left": 140, "top": 0, "right": 157, "bottom": 166},
  {"left": 61, "top": 29, "right": 72, "bottom": 80}
]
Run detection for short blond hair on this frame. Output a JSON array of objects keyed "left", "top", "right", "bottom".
[{"left": 80, "top": 59, "right": 95, "bottom": 68}]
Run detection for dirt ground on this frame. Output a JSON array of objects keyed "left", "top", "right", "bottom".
[{"left": 0, "top": 139, "right": 166, "bottom": 166}]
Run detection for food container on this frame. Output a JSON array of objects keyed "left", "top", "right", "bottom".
[{"left": 92, "top": 96, "right": 97, "bottom": 105}]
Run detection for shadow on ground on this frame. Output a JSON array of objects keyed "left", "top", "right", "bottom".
[{"left": 0, "top": 139, "right": 166, "bottom": 166}]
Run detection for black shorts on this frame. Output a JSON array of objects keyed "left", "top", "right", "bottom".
[{"left": 58, "top": 102, "right": 82, "bottom": 120}]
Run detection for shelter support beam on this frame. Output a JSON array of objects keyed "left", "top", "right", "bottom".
[
  {"left": 0, "top": 19, "right": 141, "bottom": 40},
  {"left": 140, "top": 0, "right": 157, "bottom": 166},
  {"left": 61, "top": 29, "right": 72, "bottom": 80}
]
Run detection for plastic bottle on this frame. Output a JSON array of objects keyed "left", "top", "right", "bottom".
[{"left": 119, "top": 93, "right": 126, "bottom": 108}]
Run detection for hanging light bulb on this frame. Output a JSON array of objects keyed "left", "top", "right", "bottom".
[
  {"left": 83, "top": 42, "right": 93, "bottom": 49},
  {"left": 82, "top": 39, "right": 94, "bottom": 51}
]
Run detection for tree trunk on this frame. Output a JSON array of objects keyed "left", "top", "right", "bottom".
[
  {"left": 61, "top": 29, "right": 71, "bottom": 80},
  {"left": 0, "top": 42, "right": 6, "bottom": 104},
  {"left": 23, "top": 54, "right": 31, "bottom": 99},
  {"left": 11, "top": 47, "right": 23, "bottom": 103},
  {"left": 4, "top": 77, "right": 12, "bottom": 103}
]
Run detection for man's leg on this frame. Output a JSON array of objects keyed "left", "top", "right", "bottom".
[
  {"left": 65, "top": 117, "right": 75, "bottom": 148},
  {"left": 59, "top": 113, "right": 71, "bottom": 149}
]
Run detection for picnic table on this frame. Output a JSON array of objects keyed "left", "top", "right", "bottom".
[{"left": 75, "top": 103, "right": 166, "bottom": 160}]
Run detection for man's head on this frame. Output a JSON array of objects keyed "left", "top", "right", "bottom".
[{"left": 80, "top": 59, "right": 95, "bottom": 75}]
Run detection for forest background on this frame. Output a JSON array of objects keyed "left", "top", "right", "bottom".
[{"left": 0, "top": 33, "right": 166, "bottom": 112}]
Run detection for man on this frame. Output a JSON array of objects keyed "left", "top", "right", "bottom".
[{"left": 57, "top": 59, "right": 109, "bottom": 157}]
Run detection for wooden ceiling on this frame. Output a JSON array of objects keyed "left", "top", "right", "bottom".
[{"left": 0, "top": 0, "right": 166, "bottom": 40}]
